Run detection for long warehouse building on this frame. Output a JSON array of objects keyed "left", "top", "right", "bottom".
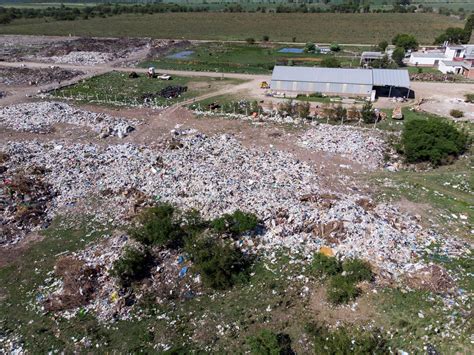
[{"left": 270, "top": 66, "right": 413, "bottom": 98}]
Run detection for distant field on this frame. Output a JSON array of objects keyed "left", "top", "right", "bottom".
[{"left": 0, "top": 13, "right": 463, "bottom": 44}]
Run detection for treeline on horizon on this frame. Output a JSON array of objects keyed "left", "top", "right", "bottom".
[{"left": 0, "top": 0, "right": 471, "bottom": 25}]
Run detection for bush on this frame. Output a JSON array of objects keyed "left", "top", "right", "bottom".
[
  {"left": 211, "top": 210, "right": 259, "bottom": 237},
  {"left": 186, "top": 236, "right": 251, "bottom": 290},
  {"left": 306, "top": 323, "right": 389, "bottom": 354},
  {"left": 320, "top": 56, "right": 341, "bottom": 68},
  {"left": 465, "top": 93, "right": 474, "bottom": 103},
  {"left": 450, "top": 109, "right": 464, "bottom": 118},
  {"left": 311, "top": 253, "right": 342, "bottom": 277},
  {"left": 246, "top": 37, "right": 256, "bottom": 44},
  {"left": 361, "top": 101, "right": 376, "bottom": 123},
  {"left": 111, "top": 247, "right": 151, "bottom": 286},
  {"left": 342, "top": 259, "right": 372, "bottom": 283},
  {"left": 131, "top": 204, "right": 185, "bottom": 248},
  {"left": 247, "top": 330, "right": 293, "bottom": 355},
  {"left": 401, "top": 117, "right": 469, "bottom": 166},
  {"left": 330, "top": 43, "right": 341, "bottom": 52},
  {"left": 326, "top": 275, "right": 359, "bottom": 304}
]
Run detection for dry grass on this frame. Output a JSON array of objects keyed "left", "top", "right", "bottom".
[{"left": 0, "top": 13, "right": 462, "bottom": 44}]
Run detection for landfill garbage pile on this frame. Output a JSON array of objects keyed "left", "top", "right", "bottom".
[
  {"left": 193, "top": 109, "right": 306, "bottom": 125},
  {"left": 0, "top": 101, "right": 136, "bottom": 138},
  {"left": 3, "top": 131, "right": 467, "bottom": 279},
  {"left": 0, "top": 67, "right": 83, "bottom": 86},
  {"left": 45, "top": 51, "right": 115, "bottom": 65},
  {"left": 40, "top": 234, "right": 202, "bottom": 321},
  {"left": 0, "top": 153, "right": 56, "bottom": 246},
  {"left": 37, "top": 37, "right": 149, "bottom": 58},
  {"left": 297, "top": 124, "right": 388, "bottom": 170}
]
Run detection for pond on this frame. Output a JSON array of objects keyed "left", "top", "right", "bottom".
[
  {"left": 278, "top": 48, "right": 304, "bottom": 54},
  {"left": 167, "top": 50, "right": 195, "bottom": 59}
]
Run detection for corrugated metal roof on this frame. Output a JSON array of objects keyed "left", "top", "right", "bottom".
[
  {"left": 271, "top": 66, "right": 410, "bottom": 89},
  {"left": 372, "top": 69, "right": 410, "bottom": 88},
  {"left": 271, "top": 66, "right": 373, "bottom": 85},
  {"left": 361, "top": 51, "right": 384, "bottom": 59},
  {"left": 410, "top": 52, "right": 445, "bottom": 58}
]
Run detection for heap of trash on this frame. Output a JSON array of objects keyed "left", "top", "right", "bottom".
[
  {"left": 298, "top": 124, "right": 389, "bottom": 170},
  {"left": 0, "top": 67, "right": 83, "bottom": 86},
  {"left": 45, "top": 51, "right": 114, "bottom": 65},
  {"left": 3, "top": 131, "right": 466, "bottom": 276},
  {"left": 0, "top": 101, "right": 137, "bottom": 138}
]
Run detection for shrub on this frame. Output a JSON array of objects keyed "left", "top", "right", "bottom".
[
  {"left": 342, "top": 259, "right": 372, "bottom": 283},
  {"left": 465, "top": 93, "right": 474, "bottom": 103},
  {"left": 246, "top": 37, "right": 256, "bottom": 44},
  {"left": 211, "top": 210, "right": 258, "bottom": 237},
  {"left": 320, "top": 56, "right": 341, "bottom": 68},
  {"left": 262, "top": 35, "right": 270, "bottom": 42},
  {"left": 306, "top": 323, "right": 389, "bottom": 354},
  {"left": 186, "top": 236, "right": 251, "bottom": 290},
  {"left": 311, "top": 253, "right": 342, "bottom": 277},
  {"left": 450, "top": 109, "right": 464, "bottom": 118},
  {"left": 330, "top": 43, "right": 341, "bottom": 52},
  {"left": 401, "top": 117, "right": 469, "bottom": 165},
  {"left": 361, "top": 101, "right": 376, "bottom": 123},
  {"left": 131, "top": 204, "right": 185, "bottom": 248},
  {"left": 326, "top": 275, "right": 359, "bottom": 304},
  {"left": 247, "top": 330, "right": 293, "bottom": 355},
  {"left": 111, "top": 247, "right": 151, "bottom": 286}
]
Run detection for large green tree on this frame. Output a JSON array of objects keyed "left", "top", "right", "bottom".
[{"left": 392, "top": 33, "right": 418, "bottom": 51}]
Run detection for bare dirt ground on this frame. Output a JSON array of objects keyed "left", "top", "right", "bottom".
[{"left": 411, "top": 81, "right": 474, "bottom": 121}]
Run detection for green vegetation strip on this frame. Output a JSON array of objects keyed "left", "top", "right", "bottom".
[{"left": 51, "top": 71, "right": 242, "bottom": 107}]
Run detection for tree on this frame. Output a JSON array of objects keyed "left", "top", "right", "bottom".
[
  {"left": 392, "top": 33, "right": 418, "bottom": 51},
  {"left": 262, "top": 35, "right": 269, "bottom": 42},
  {"left": 320, "top": 56, "right": 341, "bottom": 68},
  {"left": 371, "top": 55, "right": 397, "bottom": 69},
  {"left": 304, "top": 42, "right": 316, "bottom": 53},
  {"left": 330, "top": 43, "right": 341, "bottom": 52},
  {"left": 361, "top": 101, "right": 376, "bottom": 123},
  {"left": 464, "top": 14, "right": 474, "bottom": 41},
  {"left": 435, "top": 27, "right": 468, "bottom": 45},
  {"left": 378, "top": 40, "right": 389, "bottom": 52},
  {"left": 392, "top": 47, "right": 406, "bottom": 66},
  {"left": 401, "top": 118, "right": 469, "bottom": 165},
  {"left": 245, "top": 38, "right": 255, "bottom": 45},
  {"left": 296, "top": 101, "right": 311, "bottom": 118}
]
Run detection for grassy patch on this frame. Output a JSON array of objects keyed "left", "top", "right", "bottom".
[
  {"left": 140, "top": 42, "right": 354, "bottom": 74},
  {"left": 371, "top": 151, "right": 473, "bottom": 239},
  {"left": 375, "top": 288, "right": 472, "bottom": 353},
  {"left": 0, "top": 13, "right": 461, "bottom": 44},
  {"left": 51, "top": 71, "right": 242, "bottom": 107},
  {"left": 0, "top": 217, "right": 111, "bottom": 352}
]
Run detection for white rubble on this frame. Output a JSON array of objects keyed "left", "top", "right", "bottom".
[
  {"left": 0, "top": 101, "right": 136, "bottom": 138},
  {"left": 45, "top": 51, "right": 114, "bottom": 65},
  {"left": 298, "top": 124, "right": 389, "bottom": 170},
  {"left": 2, "top": 131, "right": 465, "bottom": 278}
]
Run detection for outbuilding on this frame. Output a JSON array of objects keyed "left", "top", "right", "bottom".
[{"left": 270, "top": 66, "right": 412, "bottom": 99}]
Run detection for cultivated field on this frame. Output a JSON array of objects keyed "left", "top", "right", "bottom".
[{"left": 0, "top": 13, "right": 463, "bottom": 44}]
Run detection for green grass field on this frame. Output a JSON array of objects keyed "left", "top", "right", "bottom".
[
  {"left": 0, "top": 12, "right": 462, "bottom": 44},
  {"left": 51, "top": 71, "right": 243, "bottom": 107},
  {"left": 140, "top": 42, "right": 361, "bottom": 75}
]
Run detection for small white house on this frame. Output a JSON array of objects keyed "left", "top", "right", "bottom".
[
  {"left": 444, "top": 45, "right": 465, "bottom": 60},
  {"left": 438, "top": 60, "right": 464, "bottom": 74}
]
